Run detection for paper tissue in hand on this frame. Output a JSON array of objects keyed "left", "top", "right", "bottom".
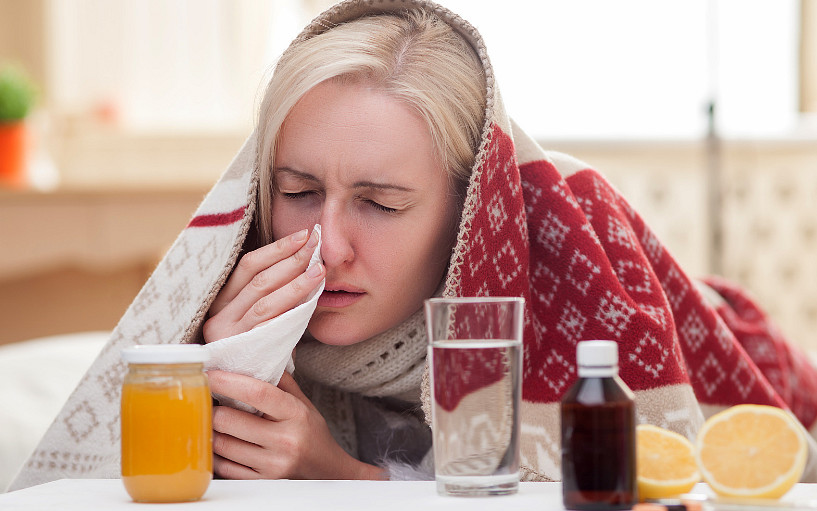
[{"left": 203, "top": 224, "right": 324, "bottom": 413}]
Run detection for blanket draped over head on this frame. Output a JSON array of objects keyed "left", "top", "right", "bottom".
[{"left": 12, "top": 0, "right": 817, "bottom": 490}]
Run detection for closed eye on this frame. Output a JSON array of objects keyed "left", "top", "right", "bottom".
[
  {"left": 282, "top": 191, "right": 315, "bottom": 199},
  {"left": 363, "top": 199, "right": 398, "bottom": 214},
  {"left": 280, "top": 190, "right": 399, "bottom": 214}
]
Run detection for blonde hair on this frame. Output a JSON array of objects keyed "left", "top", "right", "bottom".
[{"left": 255, "top": 9, "right": 485, "bottom": 243}]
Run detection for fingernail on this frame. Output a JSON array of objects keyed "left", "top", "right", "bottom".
[
  {"left": 306, "top": 262, "right": 323, "bottom": 278},
  {"left": 293, "top": 229, "right": 308, "bottom": 243},
  {"left": 307, "top": 228, "right": 319, "bottom": 249}
]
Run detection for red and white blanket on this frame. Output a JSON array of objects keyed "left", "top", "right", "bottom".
[{"left": 438, "top": 117, "right": 817, "bottom": 479}]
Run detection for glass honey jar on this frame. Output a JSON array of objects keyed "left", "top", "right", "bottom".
[{"left": 120, "top": 344, "right": 212, "bottom": 502}]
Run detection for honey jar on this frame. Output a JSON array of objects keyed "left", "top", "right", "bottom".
[{"left": 120, "top": 344, "right": 212, "bottom": 502}]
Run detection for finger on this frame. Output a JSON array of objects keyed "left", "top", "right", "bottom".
[
  {"left": 212, "top": 430, "right": 274, "bottom": 473},
  {"left": 277, "top": 371, "right": 313, "bottom": 409},
  {"left": 209, "top": 228, "right": 310, "bottom": 316},
  {"left": 213, "top": 453, "right": 261, "bottom": 480},
  {"left": 208, "top": 370, "right": 301, "bottom": 422},
  {"left": 237, "top": 261, "right": 325, "bottom": 330},
  {"left": 219, "top": 229, "right": 321, "bottom": 326}
]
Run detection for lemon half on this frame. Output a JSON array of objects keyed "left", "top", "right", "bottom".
[{"left": 695, "top": 404, "right": 807, "bottom": 499}]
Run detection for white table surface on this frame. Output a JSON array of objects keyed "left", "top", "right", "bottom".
[
  {"left": 0, "top": 479, "right": 562, "bottom": 510},
  {"left": 4, "top": 479, "right": 817, "bottom": 510}
]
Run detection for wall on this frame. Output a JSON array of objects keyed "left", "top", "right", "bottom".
[{"left": 0, "top": 189, "right": 206, "bottom": 344}]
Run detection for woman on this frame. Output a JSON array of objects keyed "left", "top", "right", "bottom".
[
  {"left": 12, "top": 0, "right": 817, "bottom": 489},
  {"left": 202, "top": 9, "right": 483, "bottom": 480}
]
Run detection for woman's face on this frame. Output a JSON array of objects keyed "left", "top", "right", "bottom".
[{"left": 271, "top": 79, "right": 458, "bottom": 346}]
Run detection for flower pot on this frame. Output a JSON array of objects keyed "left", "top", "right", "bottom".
[{"left": 0, "top": 121, "right": 28, "bottom": 188}]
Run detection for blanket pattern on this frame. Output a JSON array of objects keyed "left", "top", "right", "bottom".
[
  {"left": 458, "top": 123, "right": 817, "bottom": 419},
  {"left": 444, "top": 121, "right": 817, "bottom": 479}
]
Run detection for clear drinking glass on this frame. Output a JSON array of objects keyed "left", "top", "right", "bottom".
[{"left": 425, "top": 297, "right": 524, "bottom": 496}]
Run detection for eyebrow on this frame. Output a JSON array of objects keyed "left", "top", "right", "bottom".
[{"left": 274, "top": 166, "right": 417, "bottom": 193}]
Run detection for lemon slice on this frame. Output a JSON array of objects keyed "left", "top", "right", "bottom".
[
  {"left": 636, "top": 424, "right": 700, "bottom": 500},
  {"left": 695, "top": 404, "right": 807, "bottom": 499}
]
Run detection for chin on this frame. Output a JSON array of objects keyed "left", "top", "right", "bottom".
[{"left": 306, "top": 311, "right": 374, "bottom": 346}]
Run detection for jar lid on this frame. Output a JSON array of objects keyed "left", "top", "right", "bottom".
[{"left": 121, "top": 344, "right": 209, "bottom": 364}]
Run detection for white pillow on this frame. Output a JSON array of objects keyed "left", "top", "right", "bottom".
[{"left": 0, "top": 332, "right": 109, "bottom": 492}]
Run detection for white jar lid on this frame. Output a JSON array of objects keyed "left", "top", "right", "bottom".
[
  {"left": 121, "top": 344, "right": 209, "bottom": 364},
  {"left": 577, "top": 340, "right": 618, "bottom": 376}
]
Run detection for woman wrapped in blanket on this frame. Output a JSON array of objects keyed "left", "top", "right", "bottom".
[
  {"left": 12, "top": 0, "right": 817, "bottom": 489},
  {"left": 200, "top": 0, "right": 817, "bottom": 481}
]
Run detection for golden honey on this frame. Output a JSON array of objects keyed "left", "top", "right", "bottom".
[{"left": 121, "top": 345, "right": 212, "bottom": 502}]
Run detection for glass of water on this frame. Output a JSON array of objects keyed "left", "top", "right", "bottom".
[{"left": 425, "top": 296, "right": 524, "bottom": 497}]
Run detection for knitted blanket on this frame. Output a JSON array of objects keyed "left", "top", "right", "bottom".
[{"left": 11, "top": 0, "right": 817, "bottom": 489}]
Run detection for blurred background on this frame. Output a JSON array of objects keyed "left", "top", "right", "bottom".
[{"left": 1, "top": 0, "right": 816, "bottom": 351}]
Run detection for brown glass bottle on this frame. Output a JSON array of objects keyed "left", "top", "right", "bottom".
[{"left": 561, "top": 340, "right": 636, "bottom": 510}]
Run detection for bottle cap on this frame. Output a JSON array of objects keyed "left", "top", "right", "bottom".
[
  {"left": 577, "top": 340, "right": 618, "bottom": 377},
  {"left": 121, "top": 344, "right": 209, "bottom": 364}
]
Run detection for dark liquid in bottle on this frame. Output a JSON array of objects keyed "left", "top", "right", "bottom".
[{"left": 561, "top": 376, "right": 636, "bottom": 510}]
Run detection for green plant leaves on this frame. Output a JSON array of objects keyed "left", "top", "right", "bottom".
[{"left": 0, "top": 66, "right": 37, "bottom": 122}]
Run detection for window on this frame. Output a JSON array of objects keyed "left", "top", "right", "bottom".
[
  {"left": 440, "top": 0, "right": 800, "bottom": 139},
  {"left": 47, "top": 0, "right": 322, "bottom": 133},
  {"left": 46, "top": 0, "right": 801, "bottom": 139}
]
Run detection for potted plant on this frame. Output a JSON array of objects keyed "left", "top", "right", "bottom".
[{"left": 0, "top": 65, "right": 37, "bottom": 187}]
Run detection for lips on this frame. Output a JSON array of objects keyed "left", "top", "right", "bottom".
[{"left": 317, "top": 286, "right": 365, "bottom": 308}]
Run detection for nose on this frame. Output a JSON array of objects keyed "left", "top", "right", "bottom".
[{"left": 318, "top": 202, "right": 355, "bottom": 268}]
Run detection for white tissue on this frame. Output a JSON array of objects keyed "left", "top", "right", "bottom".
[{"left": 203, "top": 224, "right": 324, "bottom": 413}]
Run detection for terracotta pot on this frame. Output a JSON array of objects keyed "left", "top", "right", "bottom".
[{"left": 0, "top": 121, "right": 27, "bottom": 187}]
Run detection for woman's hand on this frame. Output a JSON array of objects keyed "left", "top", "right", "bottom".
[
  {"left": 203, "top": 228, "right": 325, "bottom": 343},
  {"left": 208, "top": 370, "right": 386, "bottom": 480}
]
